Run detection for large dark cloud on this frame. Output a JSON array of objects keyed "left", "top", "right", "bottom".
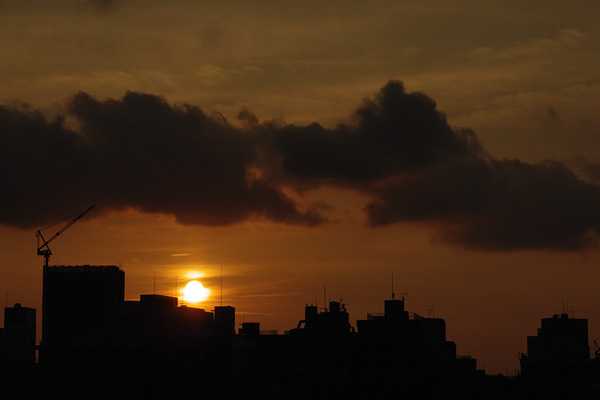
[
  {"left": 365, "top": 158, "right": 600, "bottom": 250},
  {"left": 269, "top": 80, "right": 600, "bottom": 251},
  {"left": 0, "top": 92, "right": 322, "bottom": 229},
  {"left": 270, "top": 82, "right": 480, "bottom": 183},
  {"left": 2, "top": 80, "right": 600, "bottom": 251}
]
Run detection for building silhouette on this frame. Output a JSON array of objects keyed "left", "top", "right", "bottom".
[
  {"left": 232, "top": 296, "right": 485, "bottom": 399},
  {"left": 41, "top": 265, "right": 125, "bottom": 364},
  {"left": 215, "top": 305, "right": 236, "bottom": 336},
  {"left": 123, "top": 293, "right": 214, "bottom": 341},
  {"left": 35, "top": 264, "right": 600, "bottom": 398},
  {"left": 41, "top": 265, "right": 240, "bottom": 368},
  {"left": 356, "top": 296, "right": 477, "bottom": 375},
  {"left": 290, "top": 300, "right": 352, "bottom": 336},
  {"left": 520, "top": 313, "right": 590, "bottom": 379},
  {"left": 515, "top": 313, "right": 599, "bottom": 398},
  {"left": 42, "top": 265, "right": 124, "bottom": 344},
  {"left": 0, "top": 303, "right": 36, "bottom": 365}
]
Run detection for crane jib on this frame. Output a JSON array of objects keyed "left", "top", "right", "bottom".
[{"left": 36, "top": 205, "right": 95, "bottom": 267}]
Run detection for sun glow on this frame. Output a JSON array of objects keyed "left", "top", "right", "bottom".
[
  {"left": 184, "top": 270, "right": 206, "bottom": 280},
  {"left": 182, "top": 280, "right": 211, "bottom": 304}
]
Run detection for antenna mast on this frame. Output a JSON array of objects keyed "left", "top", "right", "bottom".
[{"left": 220, "top": 266, "right": 223, "bottom": 307}]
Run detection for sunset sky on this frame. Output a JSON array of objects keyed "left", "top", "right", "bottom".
[{"left": 2, "top": 0, "right": 600, "bottom": 374}]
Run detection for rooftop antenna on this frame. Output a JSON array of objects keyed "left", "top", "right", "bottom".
[
  {"left": 391, "top": 270, "right": 395, "bottom": 300},
  {"left": 323, "top": 285, "right": 327, "bottom": 312},
  {"left": 428, "top": 301, "right": 436, "bottom": 318},
  {"left": 220, "top": 266, "right": 223, "bottom": 307}
]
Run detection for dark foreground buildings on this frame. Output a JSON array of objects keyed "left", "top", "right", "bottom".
[
  {"left": 40, "top": 265, "right": 237, "bottom": 370},
  {"left": 3, "top": 264, "right": 486, "bottom": 398},
  {"left": 518, "top": 313, "right": 598, "bottom": 398},
  {"left": 3, "top": 264, "right": 599, "bottom": 398}
]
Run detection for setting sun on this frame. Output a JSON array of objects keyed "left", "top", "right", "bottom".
[{"left": 182, "top": 280, "right": 211, "bottom": 304}]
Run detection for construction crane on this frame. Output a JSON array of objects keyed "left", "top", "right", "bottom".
[{"left": 36, "top": 205, "right": 95, "bottom": 267}]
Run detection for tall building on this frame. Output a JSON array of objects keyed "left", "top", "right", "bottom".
[
  {"left": 214, "top": 306, "right": 236, "bottom": 336},
  {"left": 42, "top": 265, "right": 124, "bottom": 347},
  {"left": 520, "top": 313, "right": 590, "bottom": 379},
  {"left": 356, "top": 296, "right": 477, "bottom": 375}
]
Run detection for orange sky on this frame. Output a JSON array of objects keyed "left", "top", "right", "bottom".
[{"left": 2, "top": 0, "right": 600, "bottom": 375}]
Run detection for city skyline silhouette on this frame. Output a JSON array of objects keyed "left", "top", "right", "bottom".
[
  {"left": 3, "top": 264, "right": 600, "bottom": 398},
  {"left": 2, "top": 0, "right": 600, "bottom": 382}
]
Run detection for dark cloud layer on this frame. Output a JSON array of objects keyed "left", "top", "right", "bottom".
[
  {"left": 268, "top": 81, "right": 600, "bottom": 250},
  {"left": 0, "top": 92, "right": 322, "bottom": 229},
  {"left": 271, "top": 83, "right": 479, "bottom": 182},
  {"left": 2, "top": 81, "right": 600, "bottom": 251}
]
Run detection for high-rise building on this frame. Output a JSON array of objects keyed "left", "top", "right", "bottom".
[
  {"left": 520, "top": 313, "right": 590, "bottom": 379},
  {"left": 214, "top": 306, "right": 236, "bottom": 336},
  {"left": 42, "top": 265, "right": 124, "bottom": 346}
]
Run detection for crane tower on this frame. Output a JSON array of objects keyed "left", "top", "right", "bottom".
[{"left": 36, "top": 205, "right": 95, "bottom": 267}]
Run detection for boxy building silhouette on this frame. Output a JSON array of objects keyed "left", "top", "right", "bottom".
[
  {"left": 0, "top": 303, "right": 36, "bottom": 365},
  {"left": 40, "top": 264, "right": 236, "bottom": 368},
  {"left": 42, "top": 265, "right": 124, "bottom": 345},
  {"left": 520, "top": 313, "right": 590, "bottom": 379},
  {"left": 41, "top": 265, "right": 124, "bottom": 364}
]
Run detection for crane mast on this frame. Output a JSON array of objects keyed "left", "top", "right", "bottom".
[{"left": 36, "top": 205, "right": 95, "bottom": 267}]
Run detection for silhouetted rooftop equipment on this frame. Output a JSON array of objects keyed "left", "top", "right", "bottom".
[{"left": 36, "top": 205, "right": 95, "bottom": 267}]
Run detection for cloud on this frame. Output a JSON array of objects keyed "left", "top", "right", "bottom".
[
  {"left": 270, "top": 81, "right": 481, "bottom": 183},
  {"left": 268, "top": 81, "right": 600, "bottom": 251},
  {"left": 365, "top": 158, "right": 600, "bottom": 251},
  {"left": 0, "top": 91, "right": 322, "bottom": 229},
  {"left": 2, "top": 80, "right": 600, "bottom": 251}
]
